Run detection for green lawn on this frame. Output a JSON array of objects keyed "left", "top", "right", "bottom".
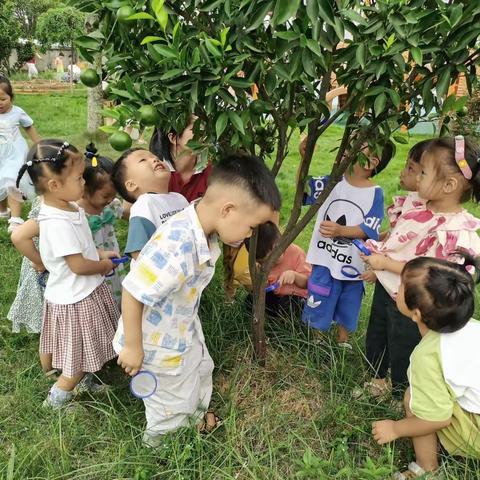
[{"left": 0, "top": 90, "right": 478, "bottom": 479}]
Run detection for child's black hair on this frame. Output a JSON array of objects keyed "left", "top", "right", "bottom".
[
  {"left": 245, "top": 222, "right": 280, "bottom": 261},
  {"left": 16, "top": 139, "right": 81, "bottom": 194},
  {"left": 149, "top": 127, "right": 176, "bottom": 165},
  {"left": 0, "top": 75, "right": 14, "bottom": 99},
  {"left": 209, "top": 154, "right": 282, "bottom": 211},
  {"left": 83, "top": 143, "right": 114, "bottom": 196},
  {"left": 402, "top": 253, "right": 480, "bottom": 333},
  {"left": 371, "top": 140, "right": 395, "bottom": 177},
  {"left": 425, "top": 137, "right": 480, "bottom": 202},
  {"left": 111, "top": 148, "right": 142, "bottom": 204},
  {"left": 408, "top": 139, "right": 432, "bottom": 164}
]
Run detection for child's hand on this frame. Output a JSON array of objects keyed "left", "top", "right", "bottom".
[
  {"left": 99, "top": 259, "right": 116, "bottom": 276},
  {"left": 98, "top": 249, "right": 120, "bottom": 261},
  {"left": 372, "top": 420, "right": 399, "bottom": 444},
  {"left": 360, "top": 270, "right": 377, "bottom": 283},
  {"left": 31, "top": 261, "right": 46, "bottom": 272},
  {"left": 319, "top": 221, "right": 341, "bottom": 238},
  {"left": 278, "top": 270, "right": 296, "bottom": 286},
  {"left": 361, "top": 252, "right": 388, "bottom": 271},
  {"left": 118, "top": 345, "right": 144, "bottom": 376}
]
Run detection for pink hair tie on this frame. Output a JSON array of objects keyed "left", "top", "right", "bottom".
[{"left": 455, "top": 135, "right": 472, "bottom": 179}]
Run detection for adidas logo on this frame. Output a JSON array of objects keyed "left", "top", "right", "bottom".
[{"left": 307, "top": 295, "right": 322, "bottom": 308}]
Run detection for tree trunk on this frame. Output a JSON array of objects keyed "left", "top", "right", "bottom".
[
  {"left": 86, "top": 13, "right": 103, "bottom": 135},
  {"left": 70, "top": 42, "right": 74, "bottom": 91},
  {"left": 252, "top": 269, "right": 267, "bottom": 364}
]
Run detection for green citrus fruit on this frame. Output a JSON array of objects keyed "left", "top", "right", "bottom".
[
  {"left": 109, "top": 131, "right": 132, "bottom": 151},
  {"left": 80, "top": 69, "right": 100, "bottom": 88},
  {"left": 457, "top": 106, "right": 468, "bottom": 118},
  {"left": 139, "top": 105, "right": 160, "bottom": 126},
  {"left": 117, "top": 6, "right": 135, "bottom": 22}
]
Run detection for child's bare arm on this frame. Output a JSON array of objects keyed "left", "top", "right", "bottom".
[
  {"left": 122, "top": 200, "right": 131, "bottom": 220},
  {"left": 11, "top": 219, "right": 44, "bottom": 268},
  {"left": 117, "top": 290, "right": 144, "bottom": 376},
  {"left": 319, "top": 221, "right": 367, "bottom": 240},
  {"left": 130, "top": 251, "right": 140, "bottom": 261},
  {"left": 372, "top": 416, "right": 451, "bottom": 445},
  {"left": 64, "top": 253, "right": 114, "bottom": 276},
  {"left": 361, "top": 253, "right": 404, "bottom": 274},
  {"left": 278, "top": 270, "right": 308, "bottom": 289},
  {"left": 24, "top": 125, "right": 41, "bottom": 144}
]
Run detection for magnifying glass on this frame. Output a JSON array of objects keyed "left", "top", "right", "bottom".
[
  {"left": 341, "top": 265, "right": 363, "bottom": 279},
  {"left": 351, "top": 239, "right": 371, "bottom": 256},
  {"left": 107, "top": 255, "right": 130, "bottom": 277},
  {"left": 130, "top": 370, "right": 157, "bottom": 399},
  {"left": 265, "top": 281, "right": 280, "bottom": 293}
]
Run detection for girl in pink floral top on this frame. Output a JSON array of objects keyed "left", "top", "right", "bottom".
[{"left": 360, "top": 136, "right": 480, "bottom": 400}]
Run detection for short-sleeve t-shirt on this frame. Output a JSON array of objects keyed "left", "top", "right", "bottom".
[
  {"left": 168, "top": 163, "right": 212, "bottom": 202},
  {"left": 125, "top": 192, "right": 188, "bottom": 255},
  {"left": 304, "top": 175, "right": 384, "bottom": 280},
  {"left": 38, "top": 203, "right": 103, "bottom": 304},
  {"left": 0, "top": 106, "right": 33, "bottom": 144}
]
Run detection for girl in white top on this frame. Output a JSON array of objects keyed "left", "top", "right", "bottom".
[
  {"left": 14, "top": 140, "right": 120, "bottom": 408},
  {"left": 0, "top": 75, "right": 40, "bottom": 231}
]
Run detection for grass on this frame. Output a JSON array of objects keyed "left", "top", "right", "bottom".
[{"left": 1, "top": 90, "right": 479, "bottom": 479}]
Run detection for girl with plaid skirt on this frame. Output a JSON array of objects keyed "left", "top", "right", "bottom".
[{"left": 13, "top": 140, "right": 120, "bottom": 408}]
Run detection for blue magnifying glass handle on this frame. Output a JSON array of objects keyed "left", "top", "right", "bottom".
[
  {"left": 352, "top": 239, "right": 371, "bottom": 256},
  {"left": 111, "top": 255, "right": 130, "bottom": 265},
  {"left": 265, "top": 281, "right": 280, "bottom": 293}
]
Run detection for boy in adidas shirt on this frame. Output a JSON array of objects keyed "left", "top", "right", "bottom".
[
  {"left": 302, "top": 142, "right": 392, "bottom": 347},
  {"left": 111, "top": 149, "right": 189, "bottom": 260}
]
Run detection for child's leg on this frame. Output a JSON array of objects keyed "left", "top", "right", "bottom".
[
  {"left": 365, "top": 282, "right": 390, "bottom": 381},
  {"left": 44, "top": 372, "right": 84, "bottom": 408},
  {"left": 56, "top": 372, "right": 84, "bottom": 392},
  {"left": 404, "top": 389, "right": 440, "bottom": 471},
  {"left": 7, "top": 195, "right": 22, "bottom": 218},
  {"left": 40, "top": 352, "right": 53, "bottom": 373},
  {"left": 334, "top": 280, "right": 363, "bottom": 344},
  {"left": 388, "top": 302, "right": 421, "bottom": 399}
]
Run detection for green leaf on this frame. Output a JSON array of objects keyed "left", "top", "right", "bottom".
[
  {"left": 306, "top": 39, "right": 322, "bottom": 58},
  {"left": 227, "top": 111, "right": 245, "bottom": 135},
  {"left": 99, "top": 125, "right": 122, "bottom": 134},
  {"left": 355, "top": 43, "right": 366, "bottom": 69},
  {"left": 160, "top": 68, "right": 184, "bottom": 80},
  {"left": 198, "top": 0, "right": 224, "bottom": 11},
  {"left": 75, "top": 36, "right": 100, "bottom": 49},
  {"left": 365, "top": 86, "right": 387, "bottom": 97},
  {"left": 126, "top": 12, "right": 155, "bottom": 21},
  {"left": 436, "top": 67, "right": 451, "bottom": 99},
  {"left": 220, "top": 27, "right": 230, "bottom": 47},
  {"left": 450, "top": 4, "right": 463, "bottom": 28},
  {"left": 393, "top": 134, "right": 409, "bottom": 144},
  {"left": 156, "top": 6, "right": 168, "bottom": 30},
  {"left": 387, "top": 89, "right": 401, "bottom": 109},
  {"left": 141, "top": 36, "right": 162, "bottom": 45},
  {"left": 455, "top": 96, "right": 468, "bottom": 111},
  {"left": 384, "top": 33, "right": 395, "bottom": 50},
  {"left": 276, "top": 31, "right": 300, "bottom": 40},
  {"left": 442, "top": 94, "right": 457, "bottom": 114},
  {"left": 306, "top": 0, "right": 319, "bottom": 24},
  {"left": 216, "top": 112, "right": 229, "bottom": 138},
  {"left": 246, "top": 1, "right": 274, "bottom": 32},
  {"left": 318, "top": 0, "right": 336, "bottom": 27},
  {"left": 333, "top": 17, "right": 344, "bottom": 41},
  {"left": 374, "top": 92, "right": 387, "bottom": 116},
  {"left": 205, "top": 38, "right": 222, "bottom": 57},
  {"left": 151, "top": 44, "right": 178, "bottom": 60},
  {"left": 341, "top": 9, "right": 367, "bottom": 26},
  {"left": 302, "top": 49, "right": 316, "bottom": 78},
  {"left": 272, "top": 0, "right": 301, "bottom": 26},
  {"left": 7, "top": 445, "right": 14, "bottom": 480},
  {"left": 410, "top": 47, "right": 422, "bottom": 65}
]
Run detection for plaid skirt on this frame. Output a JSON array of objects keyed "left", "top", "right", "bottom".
[{"left": 40, "top": 282, "right": 120, "bottom": 378}]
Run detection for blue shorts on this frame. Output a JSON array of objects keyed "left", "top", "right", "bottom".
[{"left": 302, "top": 265, "right": 364, "bottom": 332}]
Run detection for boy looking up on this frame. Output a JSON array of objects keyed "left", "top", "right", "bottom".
[
  {"left": 111, "top": 149, "right": 188, "bottom": 259},
  {"left": 114, "top": 154, "right": 281, "bottom": 445}
]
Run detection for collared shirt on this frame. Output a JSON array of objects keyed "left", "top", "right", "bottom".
[
  {"left": 112, "top": 203, "right": 220, "bottom": 371},
  {"left": 169, "top": 163, "right": 212, "bottom": 202}
]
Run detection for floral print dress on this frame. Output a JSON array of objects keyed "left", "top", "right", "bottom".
[{"left": 85, "top": 198, "right": 125, "bottom": 308}]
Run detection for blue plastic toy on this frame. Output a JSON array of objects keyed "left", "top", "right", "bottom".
[
  {"left": 111, "top": 255, "right": 130, "bottom": 265},
  {"left": 265, "top": 281, "right": 280, "bottom": 293},
  {"left": 351, "top": 239, "right": 371, "bottom": 256}
]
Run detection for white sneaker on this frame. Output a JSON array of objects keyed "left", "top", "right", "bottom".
[
  {"left": 43, "top": 384, "right": 74, "bottom": 409},
  {"left": 75, "top": 373, "right": 110, "bottom": 395}
]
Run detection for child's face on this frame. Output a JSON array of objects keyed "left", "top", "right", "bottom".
[
  {"left": 417, "top": 153, "right": 444, "bottom": 200},
  {"left": 400, "top": 158, "right": 422, "bottom": 191},
  {"left": 351, "top": 146, "right": 379, "bottom": 177},
  {"left": 49, "top": 159, "right": 85, "bottom": 202},
  {"left": 85, "top": 177, "right": 117, "bottom": 211},
  {"left": 0, "top": 89, "right": 12, "bottom": 114},
  {"left": 124, "top": 150, "right": 171, "bottom": 198},
  {"left": 216, "top": 199, "right": 274, "bottom": 247}
]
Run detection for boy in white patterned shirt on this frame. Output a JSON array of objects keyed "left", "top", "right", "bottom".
[{"left": 114, "top": 154, "right": 281, "bottom": 445}]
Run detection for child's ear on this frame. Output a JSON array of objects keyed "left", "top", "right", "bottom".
[
  {"left": 167, "top": 132, "right": 177, "bottom": 146},
  {"left": 411, "top": 308, "right": 422, "bottom": 324},
  {"left": 444, "top": 176, "right": 459, "bottom": 194},
  {"left": 369, "top": 156, "right": 380, "bottom": 170},
  {"left": 220, "top": 202, "right": 235, "bottom": 218},
  {"left": 125, "top": 179, "right": 137, "bottom": 195},
  {"left": 47, "top": 178, "right": 59, "bottom": 192}
]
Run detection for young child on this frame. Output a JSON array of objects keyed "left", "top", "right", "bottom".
[
  {"left": 302, "top": 141, "right": 393, "bottom": 347},
  {"left": 236, "top": 222, "right": 311, "bottom": 317},
  {"left": 111, "top": 148, "right": 188, "bottom": 260},
  {"left": 0, "top": 75, "right": 40, "bottom": 231},
  {"left": 78, "top": 143, "right": 126, "bottom": 307},
  {"left": 362, "top": 136, "right": 480, "bottom": 399},
  {"left": 372, "top": 255, "right": 480, "bottom": 477},
  {"left": 114, "top": 154, "right": 280, "bottom": 446},
  {"left": 14, "top": 140, "right": 120, "bottom": 407},
  {"left": 8, "top": 196, "right": 45, "bottom": 333}
]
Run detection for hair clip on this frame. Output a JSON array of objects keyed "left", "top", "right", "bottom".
[
  {"left": 54, "top": 142, "right": 70, "bottom": 162},
  {"left": 26, "top": 160, "right": 33, "bottom": 167},
  {"left": 91, "top": 156, "right": 98, "bottom": 167},
  {"left": 455, "top": 135, "right": 472, "bottom": 180}
]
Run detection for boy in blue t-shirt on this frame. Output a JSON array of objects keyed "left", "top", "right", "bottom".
[{"left": 302, "top": 142, "right": 393, "bottom": 347}]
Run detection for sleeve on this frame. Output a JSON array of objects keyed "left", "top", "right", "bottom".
[
  {"left": 359, "top": 187, "right": 384, "bottom": 240},
  {"left": 409, "top": 340, "right": 454, "bottom": 422},
  {"left": 122, "top": 234, "right": 193, "bottom": 307},
  {"left": 303, "top": 175, "right": 330, "bottom": 206},
  {"left": 125, "top": 216, "right": 157, "bottom": 255},
  {"left": 387, "top": 195, "right": 406, "bottom": 228},
  {"left": 42, "top": 219, "right": 83, "bottom": 258},
  {"left": 109, "top": 198, "right": 124, "bottom": 219},
  {"left": 17, "top": 108, "right": 34, "bottom": 128}
]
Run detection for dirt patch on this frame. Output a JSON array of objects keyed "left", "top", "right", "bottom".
[{"left": 12, "top": 80, "right": 73, "bottom": 94}]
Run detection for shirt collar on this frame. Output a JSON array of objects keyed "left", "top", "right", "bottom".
[
  {"left": 167, "top": 157, "right": 208, "bottom": 175},
  {"left": 38, "top": 202, "right": 85, "bottom": 225},
  {"left": 185, "top": 203, "right": 220, "bottom": 266}
]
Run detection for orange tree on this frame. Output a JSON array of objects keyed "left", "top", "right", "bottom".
[{"left": 74, "top": 0, "right": 480, "bottom": 363}]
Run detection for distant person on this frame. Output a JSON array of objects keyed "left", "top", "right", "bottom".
[
  {"left": 26, "top": 52, "right": 41, "bottom": 80},
  {"left": 54, "top": 52, "right": 65, "bottom": 80}
]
